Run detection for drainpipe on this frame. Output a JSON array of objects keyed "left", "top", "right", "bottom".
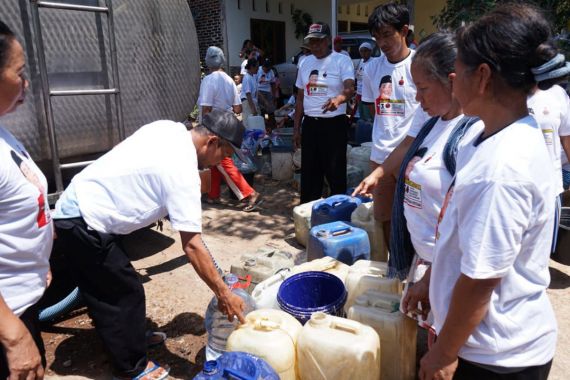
[
  {"left": 220, "top": 0, "right": 230, "bottom": 73},
  {"left": 331, "top": 0, "right": 337, "bottom": 37}
]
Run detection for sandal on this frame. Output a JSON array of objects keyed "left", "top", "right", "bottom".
[
  {"left": 113, "top": 360, "right": 170, "bottom": 380},
  {"left": 146, "top": 330, "right": 167, "bottom": 348},
  {"left": 243, "top": 193, "right": 264, "bottom": 212}
]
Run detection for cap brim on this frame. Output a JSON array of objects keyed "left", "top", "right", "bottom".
[
  {"left": 304, "top": 34, "right": 327, "bottom": 41},
  {"left": 230, "top": 142, "right": 249, "bottom": 163}
]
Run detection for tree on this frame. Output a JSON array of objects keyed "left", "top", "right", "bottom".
[{"left": 432, "top": 0, "right": 570, "bottom": 34}]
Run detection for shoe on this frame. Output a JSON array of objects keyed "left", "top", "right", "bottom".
[
  {"left": 243, "top": 192, "right": 263, "bottom": 212},
  {"left": 146, "top": 330, "right": 166, "bottom": 348}
]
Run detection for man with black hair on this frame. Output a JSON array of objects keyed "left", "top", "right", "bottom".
[
  {"left": 293, "top": 22, "right": 355, "bottom": 203},
  {"left": 361, "top": 2, "right": 424, "bottom": 249}
]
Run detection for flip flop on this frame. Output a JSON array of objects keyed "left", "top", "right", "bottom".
[
  {"left": 146, "top": 330, "right": 167, "bottom": 348},
  {"left": 243, "top": 198, "right": 264, "bottom": 212},
  {"left": 113, "top": 360, "right": 170, "bottom": 380}
]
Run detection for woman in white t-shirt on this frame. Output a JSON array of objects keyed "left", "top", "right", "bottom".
[
  {"left": 0, "top": 21, "right": 52, "bottom": 379},
  {"left": 416, "top": 4, "right": 569, "bottom": 379},
  {"left": 240, "top": 58, "right": 259, "bottom": 126}
]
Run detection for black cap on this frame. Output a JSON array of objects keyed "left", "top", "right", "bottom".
[
  {"left": 304, "top": 23, "right": 331, "bottom": 40},
  {"left": 201, "top": 110, "right": 247, "bottom": 162}
]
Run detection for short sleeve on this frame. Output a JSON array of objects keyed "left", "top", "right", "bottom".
[
  {"left": 198, "top": 76, "right": 213, "bottom": 107},
  {"left": 339, "top": 55, "right": 355, "bottom": 82},
  {"left": 361, "top": 64, "right": 375, "bottom": 103},
  {"left": 558, "top": 89, "right": 570, "bottom": 137},
  {"left": 232, "top": 83, "right": 241, "bottom": 106},
  {"left": 244, "top": 76, "right": 253, "bottom": 95},
  {"left": 295, "top": 63, "right": 304, "bottom": 90},
  {"left": 162, "top": 167, "right": 202, "bottom": 233},
  {"left": 407, "top": 109, "right": 431, "bottom": 138},
  {"left": 456, "top": 180, "right": 533, "bottom": 279}
]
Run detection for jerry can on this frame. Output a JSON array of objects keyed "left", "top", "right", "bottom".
[
  {"left": 310, "top": 195, "right": 362, "bottom": 227},
  {"left": 350, "top": 203, "right": 388, "bottom": 262},
  {"left": 231, "top": 248, "right": 295, "bottom": 293},
  {"left": 344, "top": 260, "right": 401, "bottom": 312},
  {"left": 293, "top": 199, "right": 320, "bottom": 247},
  {"left": 307, "top": 221, "right": 370, "bottom": 265}
]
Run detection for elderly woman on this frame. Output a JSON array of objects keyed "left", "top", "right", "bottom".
[{"left": 0, "top": 21, "right": 52, "bottom": 379}]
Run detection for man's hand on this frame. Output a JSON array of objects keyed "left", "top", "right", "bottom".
[
  {"left": 217, "top": 289, "right": 246, "bottom": 324},
  {"left": 322, "top": 96, "right": 345, "bottom": 113},
  {"left": 402, "top": 273, "right": 430, "bottom": 321},
  {"left": 419, "top": 343, "right": 458, "bottom": 380},
  {"left": 3, "top": 318, "right": 44, "bottom": 380}
]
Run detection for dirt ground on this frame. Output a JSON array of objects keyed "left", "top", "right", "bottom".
[{"left": 40, "top": 177, "right": 570, "bottom": 379}]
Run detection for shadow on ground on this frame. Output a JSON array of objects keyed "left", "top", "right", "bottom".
[
  {"left": 45, "top": 312, "right": 206, "bottom": 379},
  {"left": 549, "top": 266, "right": 570, "bottom": 289}
]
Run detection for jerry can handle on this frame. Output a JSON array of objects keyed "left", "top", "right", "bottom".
[
  {"left": 331, "top": 318, "right": 361, "bottom": 334},
  {"left": 232, "top": 275, "right": 252, "bottom": 289},
  {"left": 330, "top": 225, "right": 352, "bottom": 236}
]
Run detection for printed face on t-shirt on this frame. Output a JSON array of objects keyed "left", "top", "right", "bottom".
[{"left": 379, "top": 79, "right": 393, "bottom": 99}]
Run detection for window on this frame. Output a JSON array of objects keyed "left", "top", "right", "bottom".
[
  {"left": 338, "top": 5, "right": 342, "bottom": 14},
  {"left": 290, "top": 3, "right": 294, "bottom": 15},
  {"left": 278, "top": 2, "right": 282, "bottom": 14},
  {"left": 252, "top": 0, "right": 256, "bottom": 11},
  {"left": 356, "top": 5, "right": 360, "bottom": 16},
  {"left": 346, "top": 5, "right": 350, "bottom": 15},
  {"left": 266, "top": 0, "right": 269, "bottom": 12},
  {"left": 238, "top": 0, "right": 241, "bottom": 10},
  {"left": 365, "top": 5, "right": 369, "bottom": 17}
]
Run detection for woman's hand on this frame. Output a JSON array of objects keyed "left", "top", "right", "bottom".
[{"left": 352, "top": 171, "right": 381, "bottom": 197}]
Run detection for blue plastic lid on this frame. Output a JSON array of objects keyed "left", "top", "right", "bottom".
[{"left": 203, "top": 360, "right": 219, "bottom": 375}]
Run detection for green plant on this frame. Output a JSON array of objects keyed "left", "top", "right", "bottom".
[{"left": 292, "top": 8, "right": 313, "bottom": 39}]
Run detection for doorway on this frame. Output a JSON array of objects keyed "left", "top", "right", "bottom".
[{"left": 250, "top": 19, "right": 286, "bottom": 63}]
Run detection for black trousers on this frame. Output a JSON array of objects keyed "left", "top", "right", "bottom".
[
  {"left": 454, "top": 357, "right": 552, "bottom": 380},
  {"left": 300, "top": 114, "right": 348, "bottom": 203},
  {"left": 0, "top": 304, "right": 46, "bottom": 378},
  {"left": 54, "top": 218, "right": 147, "bottom": 378}
]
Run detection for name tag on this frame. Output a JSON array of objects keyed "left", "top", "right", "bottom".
[
  {"left": 376, "top": 99, "right": 405, "bottom": 117},
  {"left": 404, "top": 179, "right": 422, "bottom": 209}
]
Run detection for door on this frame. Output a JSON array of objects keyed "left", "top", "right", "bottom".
[{"left": 250, "top": 19, "right": 286, "bottom": 64}]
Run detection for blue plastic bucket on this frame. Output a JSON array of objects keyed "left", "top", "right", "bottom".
[
  {"left": 193, "top": 352, "right": 279, "bottom": 379},
  {"left": 277, "top": 271, "right": 347, "bottom": 324}
]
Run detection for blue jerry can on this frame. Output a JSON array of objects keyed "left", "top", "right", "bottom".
[
  {"left": 310, "top": 195, "right": 362, "bottom": 227},
  {"left": 307, "top": 221, "right": 371, "bottom": 265}
]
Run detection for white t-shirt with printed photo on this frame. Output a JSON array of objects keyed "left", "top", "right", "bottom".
[
  {"left": 62, "top": 120, "right": 203, "bottom": 235},
  {"left": 198, "top": 71, "right": 241, "bottom": 113},
  {"left": 241, "top": 72, "right": 258, "bottom": 104},
  {"left": 257, "top": 67, "right": 275, "bottom": 93},
  {"left": 0, "top": 127, "right": 53, "bottom": 316},
  {"left": 295, "top": 52, "right": 355, "bottom": 118},
  {"left": 240, "top": 59, "right": 248, "bottom": 76},
  {"left": 362, "top": 51, "right": 420, "bottom": 164},
  {"left": 527, "top": 85, "right": 570, "bottom": 193},
  {"left": 356, "top": 57, "right": 374, "bottom": 96},
  {"left": 431, "top": 116, "right": 557, "bottom": 367},
  {"left": 403, "top": 115, "right": 473, "bottom": 261}
]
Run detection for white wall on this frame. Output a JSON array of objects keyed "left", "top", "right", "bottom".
[{"left": 224, "top": 0, "right": 331, "bottom": 68}]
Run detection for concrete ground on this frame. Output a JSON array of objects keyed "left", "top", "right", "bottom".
[{"left": 41, "top": 178, "right": 570, "bottom": 379}]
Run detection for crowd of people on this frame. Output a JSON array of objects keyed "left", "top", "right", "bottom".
[{"left": 1, "top": 1, "right": 570, "bottom": 379}]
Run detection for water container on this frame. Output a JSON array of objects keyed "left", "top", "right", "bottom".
[
  {"left": 350, "top": 203, "right": 388, "bottom": 262},
  {"left": 552, "top": 207, "right": 570, "bottom": 265},
  {"left": 251, "top": 257, "right": 350, "bottom": 310},
  {"left": 230, "top": 248, "right": 295, "bottom": 293},
  {"left": 344, "top": 260, "right": 401, "bottom": 312},
  {"left": 348, "top": 145, "right": 372, "bottom": 177},
  {"left": 277, "top": 272, "right": 347, "bottom": 325},
  {"left": 297, "top": 313, "right": 380, "bottom": 380},
  {"left": 347, "top": 290, "right": 417, "bottom": 380},
  {"left": 355, "top": 119, "right": 373, "bottom": 145},
  {"left": 270, "top": 146, "right": 294, "bottom": 181},
  {"left": 246, "top": 115, "right": 265, "bottom": 131},
  {"left": 193, "top": 351, "right": 279, "bottom": 380},
  {"left": 307, "top": 221, "right": 370, "bottom": 265},
  {"left": 293, "top": 199, "right": 320, "bottom": 247},
  {"left": 346, "top": 165, "right": 364, "bottom": 189},
  {"left": 310, "top": 195, "right": 362, "bottom": 227},
  {"left": 293, "top": 149, "right": 301, "bottom": 169},
  {"left": 205, "top": 274, "right": 257, "bottom": 361},
  {"left": 227, "top": 309, "right": 303, "bottom": 380},
  {"left": 272, "top": 127, "right": 294, "bottom": 149}
]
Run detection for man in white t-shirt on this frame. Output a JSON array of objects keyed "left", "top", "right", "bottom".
[
  {"left": 362, "top": 3, "right": 420, "bottom": 248},
  {"left": 353, "top": 42, "right": 375, "bottom": 121},
  {"left": 198, "top": 46, "right": 242, "bottom": 122},
  {"left": 294, "top": 22, "right": 355, "bottom": 202},
  {"left": 52, "top": 110, "right": 247, "bottom": 379}
]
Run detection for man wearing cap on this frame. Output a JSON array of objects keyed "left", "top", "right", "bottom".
[
  {"left": 294, "top": 22, "right": 355, "bottom": 203},
  {"left": 52, "top": 110, "right": 247, "bottom": 379},
  {"left": 198, "top": 46, "right": 262, "bottom": 210},
  {"left": 333, "top": 35, "right": 350, "bottom": 57}
]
